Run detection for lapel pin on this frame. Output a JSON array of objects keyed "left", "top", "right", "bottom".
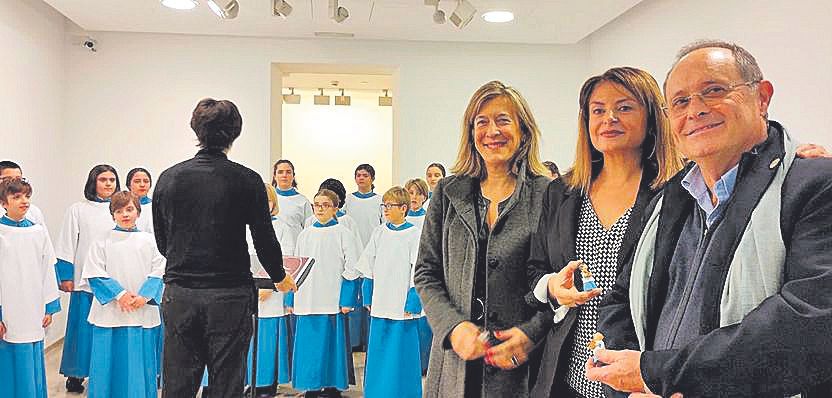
[{"left": 769, "top": 158, "right": 781, "bottom": 169}]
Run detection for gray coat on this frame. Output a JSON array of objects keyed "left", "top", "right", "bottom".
[{"left": 414, "top": 171, "right": 552, "bottom": 398}]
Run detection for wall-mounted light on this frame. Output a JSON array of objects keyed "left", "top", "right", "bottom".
[
  {"left": 450, "top": 0, "right": 476, "bottom": 29},
  {"left": 314, "top": 88, "right": 330, "bottom": 105},
  {"left": 378, "top": 89, "right": 393, "bottom": 106},
  {"left": 207, "top": 0, "right": 239, "bottom": 19},
  {"left": 283, "top": 87, "right": 301, "bottom": 104},
  {"left": 335, "top": 89, "right": 351, "bottom": 106},
  {"left": 273, "top": 0, "right": 293, "bottom": 18}
]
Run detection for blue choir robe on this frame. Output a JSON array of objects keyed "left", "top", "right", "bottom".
[
  {"left": 81, "top": 228, "right": 165, "bottom": 398},
  {"left": 404, "top": 208, "right": 432, "bottom": 371},
  {"left": 288, "top": 218, "right": 361, "bottom": 392},
  {"left": 54, "top": 199, "right": 114, "bottom": 378},
  {"left": 355, "top": 222, "right": 423, "bottom": 398},
  {"left": 274, "top": 187, "right": 312, "bottom": 243},
  {"left": 0, "top": 217, "right": 62, "bottom": 398}
]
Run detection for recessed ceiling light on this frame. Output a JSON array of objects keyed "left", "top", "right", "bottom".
[
  {"left": 482, "top": 10, "right": 514, "bottom": 23},
  {"left": 161, "top": 0, "right": 197, "bottom": 10}
]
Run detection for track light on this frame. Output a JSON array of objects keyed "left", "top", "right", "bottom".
[
  {"left": 161, "top": 0, "right": 197, "bottom": 10},
  {"left": 328, "top": 0, "right": 349, "bottom": 23},
  {"left": 314, "top": 89, "right": 330, "bottom": 105},
  {"left": 207, "top": 0, "right": 239, "bottom": 19},
  {"left": 335, "top": 89, "right": 351, "bottom": 106},
  {"left": 283, "top": 88, "right": 301, "bottom": 104},
  {"left": 378, "top": 89, "right": 393, "bottom": 107},
  {"left": 273, "top": 0, "right": 293, "bottom": 18},
  {"left": 450, "top": 0, "right": 476, "bottom": 29},
  {"left": 433, "top": 4, "right": 446, "bottom": 24}
]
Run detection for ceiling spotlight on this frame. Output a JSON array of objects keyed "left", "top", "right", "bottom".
[
  {"left": 378, "top": 89, "right": 393, "bottom": 107},
  {"left": 433, "top": 4, "right": 446, "bottom": 24},
  {"left": 335, "top": 89, "right": 351, "bottom": 106},
  {"left": 482, "top": 10, "right": 513, "bottom": 23},
  {"left": 207, "top": 0, "right": 239, "bottom": 19},
  {"left": 328, "top": 0, "right": 349, "bottom": 23},
  {"left": 283, "top": 87, "right": 301, "bottom": 104},
  {"left": 273, "top": 0, "right": 293, "bottom": 18},
  {"left": 450, "top": 0, "right": 476, "bottom": 29},
  {"left": 314, "top": 88, "right": 330, "bottom": 105},
  {"left": 161, "top": 0, "right": 197, "bottom": 10}
]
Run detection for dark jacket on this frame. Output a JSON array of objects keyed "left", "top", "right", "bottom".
[
  {"left": 597, "top": 121, "right": 832, "bottom": 397},
  {"left": 527, "top": 166, "right": 660, "bottom": 398},
  {"left": 153, "top": 149, "right": 286, "bottom": 288},
  {"left": 414, "top": 170, "right": 551, "bottom": 398}
]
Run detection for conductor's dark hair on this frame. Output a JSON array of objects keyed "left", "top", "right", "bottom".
[
  {"left": 84, "top": 164, "right": 120, "bottom": 201},
  {"left": 190, "top": 98, "right": 242, "bottom": 150},
  {"left": 319, "top": 178, "right": 347, "bottom": 209}
]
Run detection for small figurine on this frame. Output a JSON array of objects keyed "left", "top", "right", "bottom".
[
  {"left": 587, "top": 332, "right": 606, "bottom": 365},
  {"left": 580, "top": 263, "right": 598, "bottom": 291}
]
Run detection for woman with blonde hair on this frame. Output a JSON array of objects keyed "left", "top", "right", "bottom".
[{"left": 414, "top": 80, "right": 552, "bottom": 397}]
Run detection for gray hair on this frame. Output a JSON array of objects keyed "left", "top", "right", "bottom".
[{"left": 664, "top": 40, "right": 764, "bottom": 92}]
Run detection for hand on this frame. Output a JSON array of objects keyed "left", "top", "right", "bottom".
[
  {"left": 449, "top": 321, "right": 487, "bottom": 361},
  {"left": 117, "top": 292, "right": 139, "bottom": 312},
  {"left": 0, "top": 321, "right": 6, "bottom": 339},
  {"left": 275, "top": 274, "right": 297, "bottom": 293},
  {"left": 485, "top": 327, "right": 533, "bottom": 370},
  {"left": 548, "top": 260, "right": 602, "bottom": 307},
  {"left": 585, "top": 349, "right": 647, "bottom": 393},
  {"left": 796, "top": 143, "right": 831, "bottom": 159},
  {"left": 366, "top": 305, "right": 373, "bottom": 313},
  {"left": 340, "top": 307, "right": 352, "bottom": 314},
  {"left": 285, "top": 307, "right": 294, "bottom": 314},
  {"left": 59, "top": 281, "right": 75, "bottom": 292},
  {"left": 130, "top": 296, "right": 149, "bottom": 310},
  {"left": 42, "top": 314, "right": 53, "bottom": 328},
  {"left": 258, "top": 289, "right": 273, "bottom": 302}
]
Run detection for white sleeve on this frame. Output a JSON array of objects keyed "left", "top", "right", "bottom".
[
  {"left": 149, "top": 242, "right": 166, "bottom": 279},
  {"left": 81, "top": 240, "right": 111, "bottom": 280},
  {"left": 302, "top": 197, "right": 313, "bottom": 224},
  {"left": 41, "top": 232, "right": 60, "bottom": 305},
  {"left": 54, "top": 205, "right": 80, "bottom": 263},
  {"left": 409, "top": 234, "right": 420, "bottom": 288},
  {"left": 355, "top": 229, "right": 379, "bottom": 279},
  {"left": 341, "top": 229, "right": 363, "bottom": 281},
  {"left": 533, "top": 273, "right": 570, "bottom": 324}
]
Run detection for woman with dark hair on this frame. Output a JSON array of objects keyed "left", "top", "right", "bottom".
[
  {"left": 272, "top": 159, "right": 312, "bottom": 242},
  {"left": 414, "top": 81, "right": 552, "bottom": 398},
  {"left": 55, "top": 164, "right": 121, "bottom": 393},
  {"left": 527, "top": 67, "right": 685, "bottom": 398},
  {"left": 126, "top": 167, "right": 154, "bottom": 234},
  {"left": 424, "top": 163, "right": 446, "bottom": 209}
]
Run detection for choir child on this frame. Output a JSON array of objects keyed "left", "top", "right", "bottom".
[
  {"left": 0, "top": 161, "right": 46, "bottom": 224},
  {"left": 126, "top": 168, "right": 154, "bottom": 236},
  {"left": 356, "top": 186, "right": 423, "bottom": 398},
  {"left": 271, "top": 159, "right": 312, "bottom": 241},
  {"left": 0, "top": 178, "right": 61, "bottom": 398},
  {"left": 287, "top": 189, "right": 362, "bottom": 398},
  {"left": 343, "top": 164, "right": 382, "bottom": 249},
  {"left": 404, "top": 178, "right": 429, "bottom": 230},
  {"left": 55, "top": 164, "right": 120, "bottom": 393},
  {"left": 423, "top": 162, "right": 446, "bottom": 209},
  {"left": 82, "top": 191, "right": 165, "bottom": 398}
]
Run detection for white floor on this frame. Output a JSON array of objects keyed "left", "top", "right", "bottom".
[{"left": 44, "top": 340, "right": 367, "bottom": 397}]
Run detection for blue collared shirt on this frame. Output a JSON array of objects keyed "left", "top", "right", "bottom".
[{"left": 681, "top": 163, "right": 739, "bottom": 228}]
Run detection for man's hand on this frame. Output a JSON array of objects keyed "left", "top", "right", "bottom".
[
  {"left": 59, "top": 281, "right": 75, "bottom": 292},
  {"left": 548, "top": 260, "right": 602, "bottom": 307},
  {"left": 485, "top": 327, "right": 533, "bottom": 369},
  {"left": 585, "top": 349, "right": 647, "bottom": 393},
  {"left": 42, "top": 314, "right": 53, "bottom": 328},
  {"left": 275, "top": 274, "right": 297, "bottom": 293},
  {"left": 449, "top": 321, "right": 487, "bottom": 361}
]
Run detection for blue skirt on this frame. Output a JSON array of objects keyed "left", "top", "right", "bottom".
[
  {"left": 60, "top": 291, "right": 94, "bottom": 378},
  {"left": 417, "top": 316, "right": 433, "bottom": 373},
  {"left": 88, "top": 326, "right": 160, "bottom": 398},
  {"left": 349, "top": 284, "right": 369, "bottom": 348},
  {"left": 0, "top": 340, "right": 47, "bottom": 398},
  {"left": 292, "top": 314, "right": 349, "bottom": 391},
  {"left": 364, "top": 317, "right": 422, "bottom": 398},
  {"left": 246, "top": 316, "right": 291, "bottom": 386}
]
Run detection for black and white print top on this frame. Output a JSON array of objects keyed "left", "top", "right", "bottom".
[{"left": 567, "top": 196, "right": 633, "bottom": 397}]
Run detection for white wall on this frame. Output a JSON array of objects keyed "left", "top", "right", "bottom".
[
  {"left": 0, "top": 0, "right": 68, "bottom": 346},
  {"left": 282, "top": 89, "right": 393, "bottom": 199},
  {"left": 586, "top": 0, "right": 832, "bottom": 147}
]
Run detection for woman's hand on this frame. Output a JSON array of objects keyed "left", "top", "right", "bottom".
[
  {"left": 485, "top": 327, "right": 533, "bottom": 370},
  {"left": 548, "top": 260, "right": 602, "bottom": 307},
  {"left": 449, "top": 321, "right": 487, "bottom": 361}
]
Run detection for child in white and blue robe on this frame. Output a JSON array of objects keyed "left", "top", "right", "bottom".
[
  {"left": 287, "top": 217, "right": 362, "bottom": 394},
  {"left": 81, "top": 226, "right": 165, "bottom": 398},
  {"left": 356, "top": 221, "right": 423, "bottom": 398},
  {"left": 275, "top": 186, "right": 312, "bottom": 242},
  {"left": 405, "top": 207, "right": 426, "bottom": 231},
  {"left": 55, "top": 198, "right": 115, "bottom": 381},
  {"left": 404, "top": 207, "right": 433, "bottom": 373},
  {"left": 0, "top": 216, "right": 61, "bottom": 398},
  {"left": 342, "top": 192, "right": 381, "bottom": 349},
  {"left": 0, "top": 204, "right": 45, "bottom": 226}
]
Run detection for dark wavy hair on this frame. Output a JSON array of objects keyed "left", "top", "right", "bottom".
[
  {"left": 190, "top": 98, "right": 242, "bottom": 150},
  {"left": 126, "top": 167, "right": 152, "bottom": 192},
  {"left": 84, "top": 164, "right": 120, "bottom": 201}
]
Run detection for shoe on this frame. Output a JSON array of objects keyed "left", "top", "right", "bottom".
[
  {"left": 322, "top": 387, "right": 342, "bottom": 397},
  {"left": 304, "top": 391, "right": 321, "bottom": 398},
  {"left": 256, "top": 385, "right": 277, "bottom": 397},
  {"left": 65, "top": 377, "right": 85, "bottom": 393}
]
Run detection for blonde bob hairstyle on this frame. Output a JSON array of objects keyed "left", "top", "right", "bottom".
[
  {"left": 264, "top": 182, "right": 279, "bottom": 216},
  {"left": 451, "top": 81, "right": 548, "bottom": 179},
  {"left": 565, "top": 67, "right": 684, "bottom": 193}
]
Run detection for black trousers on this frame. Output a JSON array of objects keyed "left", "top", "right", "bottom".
[{"left": 161, "top": 284, "right": 256, "bottom": 398}]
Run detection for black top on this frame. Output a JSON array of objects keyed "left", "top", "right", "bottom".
[{"left": 153, "top": 148, "right": 286, "bottom": 288}]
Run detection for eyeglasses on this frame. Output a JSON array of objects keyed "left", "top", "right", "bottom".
[
  {"left": 380, "top": 203, "right": 406, "bottom": 210},
  {"left": 663, "top": 80, "right": 760, "bottom": 118},
  {"left": 311, "top": 203, "right": 334, "bottom": 210}
]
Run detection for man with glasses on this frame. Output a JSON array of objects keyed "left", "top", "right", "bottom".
[
  {"left": 0, "top": 161, "right": 45, "bottom": 224},
  {"left": 588, "top": 40, "right": 832, "bottom": 397}
]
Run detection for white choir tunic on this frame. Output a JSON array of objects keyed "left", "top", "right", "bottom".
[
  {"left": 0, "top": 217, "right": 61, "bottom": 398},
  {"left": 288, "top": 219, "right": 362, "bottom": 392},
  {"left": 275, "top": 187, "right": 312, "bottom": 242},
  {"left": 136, "top": 196, "right": 154, "bottom": 236},
  {"left": 405, "top": 208, "right": 427, "bottom": 232},
  {"left": 304, "top": 210, "right": 360, "bottom": 244},
  {"left": 81, "top": 227, "right": 164, "bottom": 398},
  {"left": 343, "top": 192, "right": 382, "bottom": 248},
  {"left": 0, "top": 203, "right": 45, "bottom": 226}
]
